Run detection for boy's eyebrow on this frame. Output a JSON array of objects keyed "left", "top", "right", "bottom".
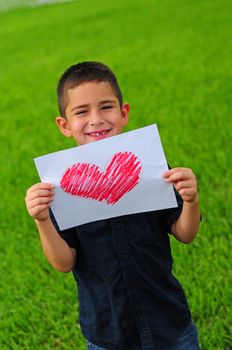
[
  {"left": 71, "top": 100, "right": 117, "bottom": 112},
  {"left": 99, "top": 99, "right": 117, "bottom": 104},
  {"left": 71, "top": 104, "right": 88, "bottom": 112}
]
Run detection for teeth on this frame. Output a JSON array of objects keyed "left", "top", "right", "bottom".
[{"left": 90, "top": 131, "right": 106, "bottom": 136}]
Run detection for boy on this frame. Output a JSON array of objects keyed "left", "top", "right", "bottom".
[{"left": 25, "top": 62, "right": 201, "bottom": 350}]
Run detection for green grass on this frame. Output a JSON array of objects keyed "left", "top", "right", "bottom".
[{"left": 0, "top": 0, "right": 231, "bottom": 349}]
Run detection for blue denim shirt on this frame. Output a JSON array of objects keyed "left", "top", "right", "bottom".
[{"left": 51, "top": 191, "right": 191, "bottom": 350}]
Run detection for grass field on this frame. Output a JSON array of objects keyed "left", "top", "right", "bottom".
[{"left": 0, "top": 0, "right": 231, "bottom": 349}]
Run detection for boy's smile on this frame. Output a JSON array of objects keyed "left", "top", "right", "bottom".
[{"left": 56, "top": 81, "right": 129, "bottom": 145}]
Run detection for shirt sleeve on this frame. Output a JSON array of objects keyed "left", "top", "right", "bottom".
[
  {"left": 160, "top": 187, "right": 183, "bottom": 234},
  {"left": 49, "top": 208, "right": 79, "bottom": 249}
]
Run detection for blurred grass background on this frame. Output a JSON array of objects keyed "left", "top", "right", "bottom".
[{"left": 0, "top": 0, "right": 231, "bottom": 349}]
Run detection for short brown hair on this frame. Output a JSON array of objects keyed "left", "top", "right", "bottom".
[{"left": 57, "top": 61, "right": 123, "bottom": 117}]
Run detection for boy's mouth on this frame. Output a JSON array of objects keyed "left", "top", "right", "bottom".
[{"left": 86, "top": 129, "right": 111, "bottom": 138}]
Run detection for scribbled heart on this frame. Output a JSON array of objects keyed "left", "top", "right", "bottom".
[{"left": 60, "top": 152, "right": 142, "bottom": 205}]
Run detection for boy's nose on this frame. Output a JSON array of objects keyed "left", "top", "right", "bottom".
[{"left": 89, "top": 111, "right": 104, "bottom": 125}]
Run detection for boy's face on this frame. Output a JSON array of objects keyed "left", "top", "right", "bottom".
[{"left": 56, "top": 81, "right": 129, "bottom": 145}]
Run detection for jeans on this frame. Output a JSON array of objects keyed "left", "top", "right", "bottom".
[{"left": 86, "top": 320, "right": 200, "bottom": 350}]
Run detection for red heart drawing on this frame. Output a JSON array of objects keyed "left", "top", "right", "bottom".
[{"left": 60, "top": 152, "right": 142, "bottom": 205}]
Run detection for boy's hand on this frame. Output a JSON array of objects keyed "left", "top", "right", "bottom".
[
  {"left": 25, "top": 183, "right": 54, "bottom": 221},
  {"left": 163, "top": 168, "right": 198, "bottom": 203}
]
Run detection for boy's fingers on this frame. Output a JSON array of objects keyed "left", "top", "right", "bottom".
[
  {"left": 179, "top": 193, "right": 198, "bottom": 203},
  {"left": 164, "top": 169, "right": 195, "bottom": 182},
  {"left": 29, "top": 204, "right": 49, "bottom": 218},
  {"left": 174, "top": 180, "right": 195, "bottom": 191},
  {"left": 163, "top": 167, "right": 183, "bottom": 176},
  {"left": 163, "top": 168, "right": 198, "bottom": 203},
  {"left": 179, "top": 187, "right": 196, "bottom": 196},
  {"left": 26, "top": 197, "right": 53, "bottom": 214},
  {"left": 26, "top": 184, "right": 55, "bottom": 204},
  {"left": 30, "top": 196, "right": 54, "bottom": 209},
  {"left": 28, "top": 183, "right": 54, "bottom": 193},
  {"left": 28, "top": 189, "right": 54, "bottom": 200}
]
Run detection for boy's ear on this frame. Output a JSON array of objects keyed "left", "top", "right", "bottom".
[
  {"left": 55, "top": 116, "right": 73, "bottom": 138},
  {"left": 121, "top": 103, "right": 130, "bottom": 126}
]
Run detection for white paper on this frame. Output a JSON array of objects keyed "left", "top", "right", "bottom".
[{"left": 34, "top": 124, "right": 177, "bottom": 230}]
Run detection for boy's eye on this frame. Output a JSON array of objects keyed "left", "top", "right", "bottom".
[
  {"left": 75, "top": 110, "right": 87, "bottom": 115},
  {"left": 102, "top": 105, "right": 113, "bottom": 110}
]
